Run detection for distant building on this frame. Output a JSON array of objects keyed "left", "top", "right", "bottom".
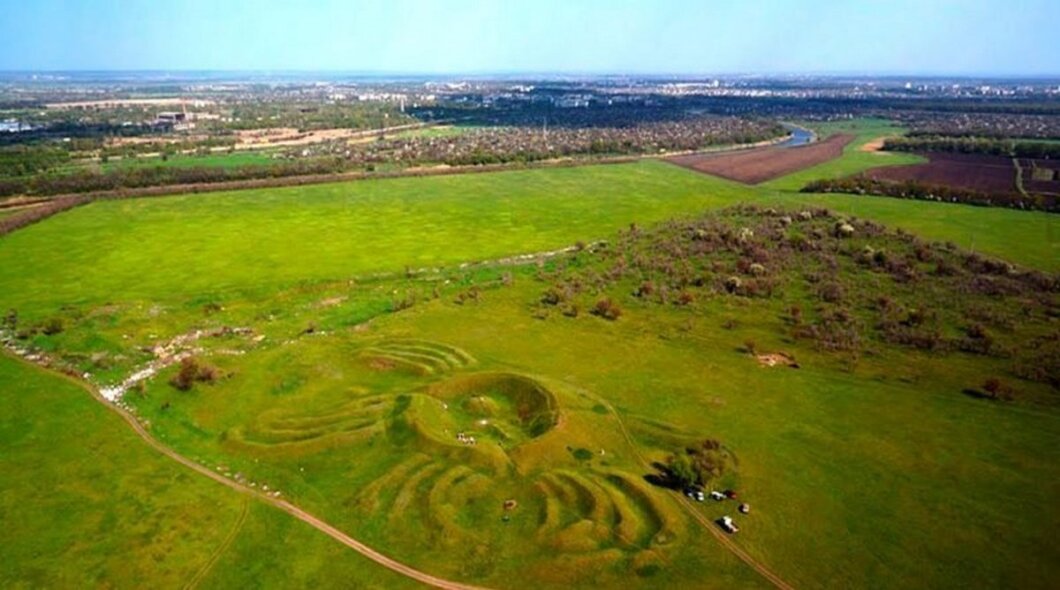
[
  {"left": 154, "top": 110, "right": 194, "bottom": 131},
  {"left": 0, "top": 119, "right": 33, "bottom": 133},
  {"left": 555, "top": 94, "right": 591, "bottom": 108}
]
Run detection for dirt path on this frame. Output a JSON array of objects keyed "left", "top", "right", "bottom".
[
  {"left": 582, "top": 388, "right": 796, "bottom": 590},
  {"left": 184, "top": 497, "right": 250, "bottom": 590},
  {"left": 3, "top": 351, "right": 492, "bottom": 590},
  {"left": 859, "top": 136, "right": 892, "bottom": 153}
]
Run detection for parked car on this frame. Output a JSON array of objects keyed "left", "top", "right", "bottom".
[{"left": 718, "top": 516, "right": 739, "bottom": 534}]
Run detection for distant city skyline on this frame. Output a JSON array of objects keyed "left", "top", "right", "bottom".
[{"left": 2, "top": 0, "right": 1058, "bottom": 76}]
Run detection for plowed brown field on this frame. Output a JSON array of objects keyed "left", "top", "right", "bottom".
[
  {"left": 667, "top": 134, "right": 855, "bottom": 184},
  {"left": 865, "top": 153, "right": 1017, "bottom": 194}
]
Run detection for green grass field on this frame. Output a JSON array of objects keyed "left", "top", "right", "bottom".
[
  {"left": 2, "top": 157, "right": 1056, "bottom": 322},
  {"left": 1, "top": 127, "right": 1058, "bottom": 588},
  {"left": 384, "top": 124, "right": 483, "bottom": 140},
  {"left": 81, "top": 209, "right": 1060, "bottom": 588},
  {"left": 768, "top": 191, "right": 1060, "bottom": 271},
  {"left": 0, "top": 354, "right": 419, "bottom": 589},
  {"left": 0, "top": 162, "right": 755, "bottom": 317},
  {"left": 101, "top": 150, "right": 278, "bottom": 171}
]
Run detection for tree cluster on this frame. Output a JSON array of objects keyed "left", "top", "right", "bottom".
[
  {"left": 802, "top": 177, "right": 1058, "bottom": 213},
  {"left": 883, "top": 136, "right": 1060, "bottom": 159}
]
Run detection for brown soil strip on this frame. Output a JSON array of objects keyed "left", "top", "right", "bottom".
[
  {"left": 667, "top": 134, "right": 855, "bottom": 184},
  {"left": 863, "top": 152, "right": 1018, "bottom": 194},
  {"left": 859, "top": 136, "right": 893, "bottom": 153}
]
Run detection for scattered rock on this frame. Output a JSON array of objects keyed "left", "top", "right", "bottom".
[{"left": 755, "top": 352, "right": 800, "bottom": 368}]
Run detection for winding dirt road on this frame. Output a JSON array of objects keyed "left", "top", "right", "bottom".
[{"left": 13, "top": 355, "right": 492, "bottom": 590}]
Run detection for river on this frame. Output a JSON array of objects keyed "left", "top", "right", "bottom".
[{"left": 777, "top": 124, "right": 816, "bottom": 148}]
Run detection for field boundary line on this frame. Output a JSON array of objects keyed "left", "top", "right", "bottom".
[{"left": 1013, "top": 157, "right": 1030, "bottom": 199}]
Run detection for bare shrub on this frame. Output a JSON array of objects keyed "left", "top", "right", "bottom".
[
  {"left": 40, "top": 317, "right": 64, "bottom": 336},
  {"left": 818, "top": 282, "right": 844, "bottom": 303},
  {"left": 169, "top": 357, "right": 222, "bottom": 391},
  {"left": 591, "top": 298, "right": 623, "bottom": 321},
  {"left": 981, "top": 377, "right": 1016, "bottom": 401}
]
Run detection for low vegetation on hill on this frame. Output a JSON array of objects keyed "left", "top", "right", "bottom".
[{"left": 533, "top": 205, "right": 1058, "bottom": 399}]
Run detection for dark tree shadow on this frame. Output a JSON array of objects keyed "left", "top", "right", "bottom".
[{"left": 643, "top": 461, "right": 682, "bottom": 490}]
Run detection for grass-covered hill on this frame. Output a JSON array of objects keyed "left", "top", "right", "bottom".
[{"left": 533, "top": 205, "right": 1058, "bottom": 403}]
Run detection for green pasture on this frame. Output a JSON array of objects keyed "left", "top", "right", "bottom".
[
  {"left": 767, "top": 191, "right": 1060, "bottom": 271},
  {"left": 2, "top": 157, "right": 1056, "bottom": 324},
  {"left": 101, "top": 150, "right": 278, "bottom": 171},
  {"left": 384, "top": 124, "right": 483, "bottom": 140},
  {"left": 0, "top": 354, "right": 417, "bottom": 589},
  {"left": 0, "top": 161, "right": 754, "bottom": 317},
  {"left": 1, "top": 119, "right": 1059, "bottom": 588},
  {"left": 114, "top": 208, "right": 1060, "bottom": 588}
]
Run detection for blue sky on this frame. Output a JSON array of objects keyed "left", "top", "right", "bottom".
[{"left": 2, "top": 0, "right": 1058, "bottom": 75}]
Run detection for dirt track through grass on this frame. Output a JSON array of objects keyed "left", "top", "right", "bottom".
[
  {"left": 184, "top": 497, "right": 250, "bottom": 590},
  {"left": 568, "top": 383, "right": 796, "bottom": 590},
  {"left": 2, "top": 350, "right": 493, "bottom": 590}
]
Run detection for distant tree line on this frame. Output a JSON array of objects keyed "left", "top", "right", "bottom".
[
  {"left": 0, "top": 158, "right": 349, "bottom": 198},
  {"left": 802, "top": 177, "right": 1058, "bottom": 213},
  {"left": 884, "top": 136, "right": 1060, "bottom": 159},
  {"left": 890, "top": 111, "right": 1060, "bottom": 140}
]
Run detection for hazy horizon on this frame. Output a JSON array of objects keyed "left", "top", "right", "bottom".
[
  {"left": 3, "top": 0, "right": 1058, "bottom": 76},
  {"left": 3, "top": 69, "right": 1060, "bottom": 80}
]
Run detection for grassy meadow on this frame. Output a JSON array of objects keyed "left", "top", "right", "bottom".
[
  {"left": 2, "top": 155, "right": 1057, "bottom": 322},
  {"left": 1, "top": 118, "right": 1058, "bottom": 588},
  {"left": 0, "top": 354, "right": 418, "bottom": 589},
  {"left": 0, "top": 161, "right": 755, "bottom": 317},
  {"left": 384, "top": 124, "right": 483, "bottom": 140},
  {"left": 101, "top": 150, "right": 278, "bottom": 171},
  {"left": 112, "top": 208, "right": 1060, "bottom": 588}
]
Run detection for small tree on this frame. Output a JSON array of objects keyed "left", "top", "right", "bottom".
[
  {"left": 668, "top": 452, "right": 698, "bottom": 488},
  {"left": 170, "top": 358, "right": 199, "bottom": 391},
  {"left": 169, "top": 357, "right": 222, "bottom": 391},
  {"left": 666, "top": 439, "right": 734, "bottom": 489}
]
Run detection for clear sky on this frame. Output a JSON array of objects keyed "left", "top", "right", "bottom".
[{"left": 2, "top": 0, "right": 1058, "bottom": 75}]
